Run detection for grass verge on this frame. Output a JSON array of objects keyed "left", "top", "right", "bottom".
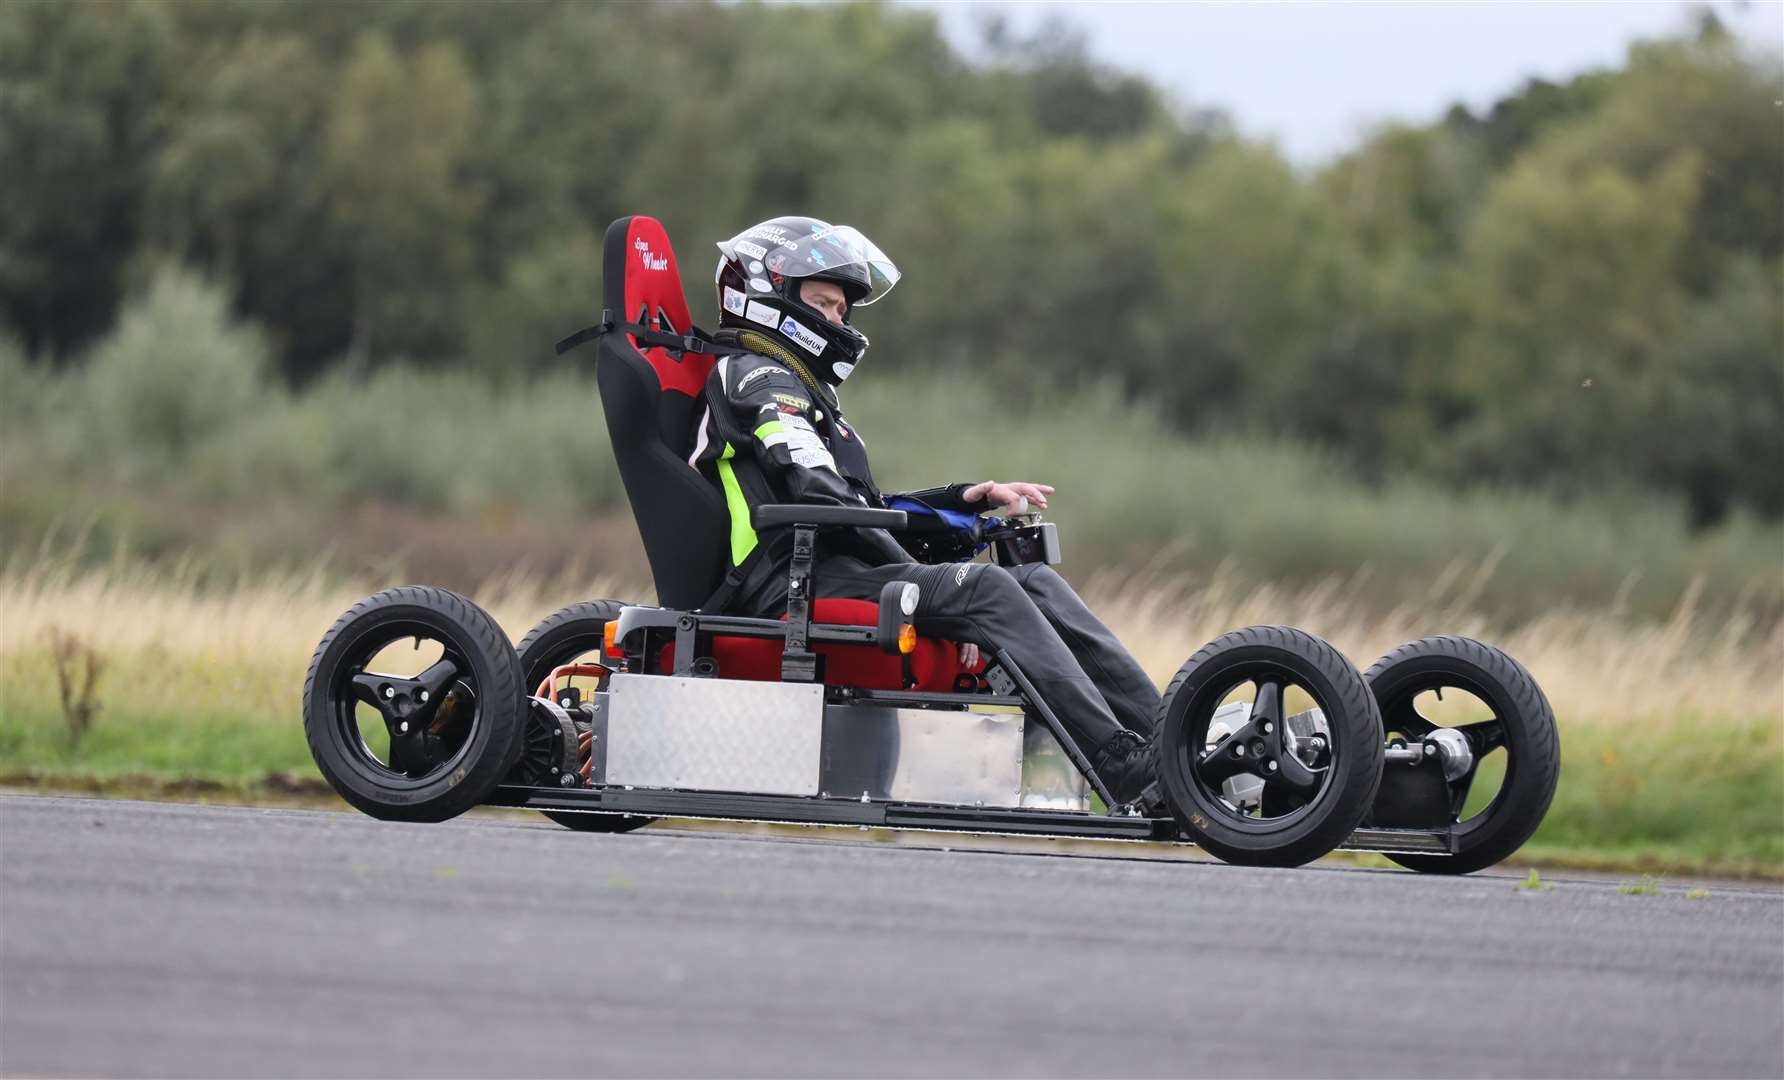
[{"left": 1, "top": 558, "right": 1778, "bottom": 877}]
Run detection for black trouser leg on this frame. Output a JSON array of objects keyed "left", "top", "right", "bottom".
[
  {"left": 1005, "top": 562, "right": 1162, "bottom": 736},
  {"left": 784, "top": 556, "right": 1129, "bottom": 754}
]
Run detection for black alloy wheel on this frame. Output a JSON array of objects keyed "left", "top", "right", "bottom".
[
  {"left": 1155, "top": 625, "right": 1385, "bottom": 867},
  {"left": 514, "top": 600, "right": 655, "bottom": 834},
  {"left": 1364, "top": 636, "right": 1560, "bottom": 874},
  {"left": 302, "top": 586, "right": 524, "bottom": 822}
]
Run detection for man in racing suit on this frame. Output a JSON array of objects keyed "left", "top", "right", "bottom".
[{"left": 693, "top": 217, "right": 1159, "bottom": 806}]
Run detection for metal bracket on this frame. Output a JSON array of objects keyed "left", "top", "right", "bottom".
[{"left": 781, "top": 524, "right": 819, "bottom": 682}]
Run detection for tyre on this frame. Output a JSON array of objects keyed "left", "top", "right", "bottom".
[
  {"left": 515, "top": 600, "right": 654, "bottom": 835},
  {"left": 1364, "top": 637, "right": 1560, "bottom": 874},
  {"left": 1155, "top": 625, "right": 1384, "bottom": 868},
  {"left": 540, "top": 810, "right": 656, "bottom": 833},
  {"left": 303, "top": 586, "right": 525, "bottom": 822}
]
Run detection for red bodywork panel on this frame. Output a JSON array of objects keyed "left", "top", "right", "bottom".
[{"left": 656, "top": 598, "right": 984, "bottom": 692}]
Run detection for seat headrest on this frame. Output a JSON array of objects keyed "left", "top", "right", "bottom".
[{"left": 603, "top": 215, "right": 708, "bottom": 397}]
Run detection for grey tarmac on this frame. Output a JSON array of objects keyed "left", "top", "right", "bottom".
[{"left": 1, "top": 795, "right": 1779, "bottom": 1079}]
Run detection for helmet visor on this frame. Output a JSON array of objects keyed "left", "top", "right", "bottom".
[{"left": 723, "top": 224, "right": 900, "bottom": 306}]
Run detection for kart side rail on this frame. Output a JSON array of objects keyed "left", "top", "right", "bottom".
[{"left": 492, "top": 783, "right": 1458, "bottom": 855}]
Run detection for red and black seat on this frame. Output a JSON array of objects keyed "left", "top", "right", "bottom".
[{"left": 589, "top": 215, "right": 977, "bottom": 690}]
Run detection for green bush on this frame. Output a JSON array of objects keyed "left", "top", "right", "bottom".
[
  {"left": 82, "top": 264, "right": 272, "bottom": 467},
  {"left": 5, "top": 340, "right": 1779, "bottom": 622},
  {"left": 839, "top": 369, "right": 1784, "bottom": 621}
]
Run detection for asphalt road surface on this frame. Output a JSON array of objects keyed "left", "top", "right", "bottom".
[{"left": 2, "top": 795, "right": 1780, "bottom": 1079}]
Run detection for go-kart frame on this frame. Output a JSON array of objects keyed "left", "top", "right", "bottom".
[{"left": 305, "top": 507, "right": 1560, "bottom": 873}]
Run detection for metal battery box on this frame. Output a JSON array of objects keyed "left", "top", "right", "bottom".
[
  {"left": 603, "top": 673, "right": 825, "bottom": 796},
  {"left": 595, "top": 673, "right": 1090, "bottom": 811}
]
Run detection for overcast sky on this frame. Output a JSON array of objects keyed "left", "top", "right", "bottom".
[{"left": 914, "top": 1, "right": 1784, "bottom": 164}]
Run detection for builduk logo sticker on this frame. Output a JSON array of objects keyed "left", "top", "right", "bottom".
[
  {"left": 634, "top": 237, "right": 668, "bottom": 271},
  {"left": 780, "top": 316, "right": 827, "bottom": 356}
]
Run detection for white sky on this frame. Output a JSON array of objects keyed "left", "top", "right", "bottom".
[{"left": 914, "top": 1, "right": 1784, "bottom": 163}]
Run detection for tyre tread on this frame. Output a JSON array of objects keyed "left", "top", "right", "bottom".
[
  {"left": 302, "top": 586, "right": 523, "bottom": 823},
  {"left": 1364, "top": 636, "right": 1559, "bottom": 874},
  {"left": 1153, "top": 624, "right": 1384, "bottom": 867}
]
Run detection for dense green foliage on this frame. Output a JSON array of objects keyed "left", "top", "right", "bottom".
[
  {"left": 4, "top": 269, "right": 1778, "bottom": 623},
  {"left": 2, "top": 0, "right": 1780, "bottom": 525}
]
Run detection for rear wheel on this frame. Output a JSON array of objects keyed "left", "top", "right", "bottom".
[
  {"left": 515, "top": 601, "right": 654, "bottom": 835},
  {"left": 540, "top": 810, "right": 656, "bottom": 833},
  {"left": 1155, "top": 625, "right": 1384, "bottom": 867},
  {"left": 303, "top": 586, "right": 524, "bottom": 822},
  {"left": 1365, "top": 637, "right": 1559, "bottom": 874}
]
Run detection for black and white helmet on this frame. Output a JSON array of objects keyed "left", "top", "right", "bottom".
[{"left": 714, "top": 216, "right": 900, "bottom": 384}]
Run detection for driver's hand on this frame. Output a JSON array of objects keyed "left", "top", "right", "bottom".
[
  {"left": 962, "top": 480, "right": 1054, "bottom": 514},
  {"left": 958, "top": 642, "right": 980, "bottom": 668}
]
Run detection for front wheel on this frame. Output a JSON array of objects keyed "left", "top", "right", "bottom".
[
  {"left": 1365, "top": 637, "right": 1559, "bottom": 874},
  {"left": 1155, "top": 625, "right": 1384, "bottom": 868}
]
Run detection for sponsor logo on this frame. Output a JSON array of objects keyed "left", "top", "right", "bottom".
[
  {"left": 780, "top": 316, "right": 827, "bottom": 356},
  {"left": 747, "top": 260, "right": 764, "bottom": 275},
  {"left": 790, "top": 445, "right": 837, "bottom": 471},
  {"left": 733, "top": 240, "right": 768, "bottom": 261},
  {"left": 749, "top": 276, "right": 771, "bottom": 292},
  {"left": 772, "top": 392, "right": 810, "bottom": 411},
  {"left": 744, "top": 300, "right": 780, "bottom": 328},
  {"left": 831, "top": 361, "right": 855, "bottom": 381},
  {"left": 722, "top": 286, "right": 747, "bottom": 316},
  {"left": 744, "top": 225, "right": 799, "bottom": 249},
  {"left": 954, "top": 563, "right": 970, "bottom": 587},
  {"left": 735, "top": 366, "right": 773, "bottom": 392},
  {"left": 634, "top": 237, "right": 668, "bottom": 271}
]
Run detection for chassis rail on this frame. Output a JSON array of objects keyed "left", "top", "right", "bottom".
[{"left": 493, "top": 785, "right": 1457, "bottom": 854}]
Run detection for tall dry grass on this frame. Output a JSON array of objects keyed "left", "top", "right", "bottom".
[{"left": 1, "top": 552, "right": 1776, "bottom": 735}]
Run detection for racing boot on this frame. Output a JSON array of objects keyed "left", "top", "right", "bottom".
[{"left": 1094, "top": 729, "right": 1163, "bottom": 813}]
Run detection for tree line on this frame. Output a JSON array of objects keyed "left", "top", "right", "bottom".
[{"left": 3, "top": 0, "right": 1779, "bottom": 523}]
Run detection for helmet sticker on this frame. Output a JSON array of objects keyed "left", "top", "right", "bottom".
[
  {"left": 747, "top": 260, "right": 764, "bottom": 275},
  {"left": 743, "top": 225, "right": 798, "bottom": 249},
  {"left": 722, "top": 286, "right": 747, "bottom": 316},
  {"left": 831, "top": 360, "right": 855, "bottom": 381},
  {"left": 744, "top": 300, "right": 780, "bottom": 328},
  {"left": 733, "top": 240, "right": 768, "bottom": 261},
  {"left": 749, "top": 276, "right": 771, "bottom": 292},
  {"left": 780, "top": 316, "right": 827, "bottom": 356}
]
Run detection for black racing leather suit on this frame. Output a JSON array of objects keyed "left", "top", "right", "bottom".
[{"left": 691, "top": 331, "right": 1158, "bottom": 754}]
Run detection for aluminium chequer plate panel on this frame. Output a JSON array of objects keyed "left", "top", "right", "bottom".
[{"left": 603, "top": 673, "right": 825, "bottom": 796}]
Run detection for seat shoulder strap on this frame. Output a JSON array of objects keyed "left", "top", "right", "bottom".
[{"left": 555, "top": 310, "right": 753, "bottom": 358}]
